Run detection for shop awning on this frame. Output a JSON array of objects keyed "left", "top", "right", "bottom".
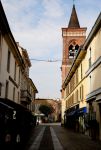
[
  {"left": 0, "top": 101, "right": 14, "bottom": 111},
  {"left": 67, "top": 110, "right": 77, "bottom": 117},
  {"left": 77, "top": 107, "right": 87, "bottom": 115},
  {"left": 0, "top": 98, "right": 30, "bottom": 113},
  {"left": 66, "top": 107, "right": 87, "bottom": 117}
]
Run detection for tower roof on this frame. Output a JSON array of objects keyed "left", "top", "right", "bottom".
[{"left": 68, "top": 4, "right": 80, "bottom": 28}]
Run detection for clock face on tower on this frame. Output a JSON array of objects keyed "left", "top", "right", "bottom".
[{"left": 69, "top": 42, "right": 79, "bottom": 58}]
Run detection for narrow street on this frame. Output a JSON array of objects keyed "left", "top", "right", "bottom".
[{"left": 24, "top": 123, "right": 101, "bottom": 150}]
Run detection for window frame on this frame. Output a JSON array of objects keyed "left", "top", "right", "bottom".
[
  {"left": 5, "top": 80, "right": 9, "bottom": 98},
  {"left": 0, "top": 31, "right": 2, "bottom": 71},
  {"left": 13, "top": 87, "right": 15, "bottom": 101},
  {"left": 14, "top": 61, "right": 16, "bottom": 81},
  {"left": 0, "top": 82, "right": 2, "bottom": 96},
  {"left": 7, "top": 49, "right": 11, "bottom": 73},
  {"left": 89, "top": 47, "right": 92, "bottom": 68}
]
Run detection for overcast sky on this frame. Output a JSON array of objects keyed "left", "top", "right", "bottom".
[{"left": 1, "top": 0, "right": 101, "bottom": 99}]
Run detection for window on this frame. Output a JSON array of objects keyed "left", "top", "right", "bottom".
[
  {"left": 68, "top": 83, "right": 70, "bottom": 94},
  {"left": 13, "top": 87, "right": 15, "bottom": 101},
  {"left": 0, "top": 83, "right": 2, "bottom": 96},
  {"left": 69, "top": 45, "right": 73, "bottom": 58},
  {"left": 90, "top": 75, "right": 91, "bottom": 91},
  {"left": 76, "top": 69, "right": 78, "bottom": 85},
  {"left": 74, "top": 74, "right": 76, "bottom": 88},
  {"left": 71, "top": 76, "right": 74, "bottom": 90},
  {"left": 5, "top": 81, "right": 9, "bottom": 98},
  {"left": 7, "top": 50, "right": 11, "bottom": 72},
  {"left": 70, "top": 81, "right": 72, "bottom": 92},
  {"left": 80, "top": 85, "right": 83, "bottom": 100},
  {"left": 72, "top": 94, "right": 74, "bottom": 104},
  {"left": 66, "top": 100, "right": 68, "bottom": 108},
  {"left": 0, "top": 32, "right": 1, "bottom": 43},
  {"left": 82, "top": 85, "right": 84, "bottom": 100},
  {"left": 14, "top": 62, "right": 16, "bottom": 80},
  {"left": 75, "top": 45, "right": 79, "bottom": 51},
  {"left": 66, "top": 85, "right": 69, "bottom": 96},
  {"left": 81, "top": 63, "right": 82, "bottom": 79},
  {"left": 18, "top": 91, "right": 19, "bottom": 103},
  {"left": 69, "top": 44, "right": 79, "bottom": 58},
  {"left": 0, "top": 31, "right": 1, "bottom": 48},
  {"left": 0, "top": 31, "right": 2, "bottom": 70},
  {"left": 80, "top": 86, "right": 82, "bottom": 100},
  {"left": 89, "top": 47, "right": 91, "bottom": 68},
  {"left": 76, "top": 90, "right": 78, "bottom": 102},
  {"left": 18, "top": 68, "right": 20, "bottom": 85}
]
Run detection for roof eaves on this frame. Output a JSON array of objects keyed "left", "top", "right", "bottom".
[
  {"left": 83, "top": 12, "right": 101, "bottom": 50},
  {"left": 29, "top": 78, "right": 38, "bottom": 93}
]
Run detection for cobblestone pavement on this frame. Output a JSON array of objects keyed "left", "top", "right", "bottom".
[{"left": 24, "top": 123, "right": 101, "bottom": 150}]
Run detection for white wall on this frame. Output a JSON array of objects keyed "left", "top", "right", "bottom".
[{"left": 0, "top": 36, "right": 21, "bottom": 103}]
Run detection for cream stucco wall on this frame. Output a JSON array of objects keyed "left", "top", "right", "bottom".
[
  {"left": 85, "top": 29, "right": 101, "bottom": 94},
  {"left": 84, "top": 26, "right": 101, "bottom": 140},
  {"left": 64, "top": 55, "right": 88, "bottom": 111},
  {"left": 0, "top": 36, "right": 21, "bottom": 103}
]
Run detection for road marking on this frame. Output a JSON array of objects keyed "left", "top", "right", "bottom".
[
  {"left": 50, "top": 127, "right": 64, "bottom": 150},
  {"left": 29, "top": 127, "right": 45, "bottom": 150}
]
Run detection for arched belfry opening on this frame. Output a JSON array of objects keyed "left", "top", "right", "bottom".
[{"left": 69, "top": 42, "right": 79, "bottom": 58}]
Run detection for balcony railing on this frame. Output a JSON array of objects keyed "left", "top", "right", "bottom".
[{"left": 20, "top": 90, "right": 31, "bottom": 104}]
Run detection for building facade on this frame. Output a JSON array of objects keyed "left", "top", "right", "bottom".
[
  {"left": 0, "top": 1, "right": 38, "bottom": 111},
  {"left": 61, "top": 4, "right": 86, "bottom": 124},
  {"left": 84, "top": 13, "right": 101, "bottom": 140},
  {"left": 61, "top": 4, "right": 101, "bottom": 140},
  {"left": 34, "top": 98, "right": 61, "bottom": 122},
  {"left": 28, "top": 78, "right": 38, "bottom": 112},
  {"left": 0, "top": 1, "right": 38, "bottom": 143},
  {"left": 0, "top": 2, "right": 24, "bottom": 104}
]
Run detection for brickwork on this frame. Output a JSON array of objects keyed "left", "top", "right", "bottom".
[
  {"left": 62, "top": 28, "right": 86, "bottom": 82},
  {"left": 61, "top": 5, "right": 87, "bottom": 99}
]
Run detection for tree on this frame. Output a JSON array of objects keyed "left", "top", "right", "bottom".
[{"left": 39, "top": 105, "right": 54, "bottom": 117}]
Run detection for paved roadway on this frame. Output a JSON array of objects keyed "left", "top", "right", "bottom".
[{"left": 25, "top": 123, "right": 101, "bottom": 150}]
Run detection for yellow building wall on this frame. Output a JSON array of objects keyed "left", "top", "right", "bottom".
[
  {"left": 65, "top": 54, "right": 88, "bottom": 110},
  {"left": 85, "top": 28, "right": 101, "bottom": 94}
]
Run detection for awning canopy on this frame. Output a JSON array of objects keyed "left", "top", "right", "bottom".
[
  {"left": 67, "top": 110, "right": 77, "bottom": 117},
  {"left": 0, "top": 101, "right": 14, "bottom": 110},
  {"left": 0, "top": 98, "right": 30, "bottom": 113},
  {"left": 77, "top": 107, "right": 87, "bottom": 115},
  {"left": 66, "top": 107, "right": 87, "bottom": 117}
]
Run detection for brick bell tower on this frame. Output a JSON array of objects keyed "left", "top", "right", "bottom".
[{"left": 61, "top": 4, "right": 87, "bottom": 85}]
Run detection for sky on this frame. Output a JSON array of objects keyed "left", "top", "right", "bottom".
[{"left": 1, "top": 0, "right": 101, "bottom": 99}]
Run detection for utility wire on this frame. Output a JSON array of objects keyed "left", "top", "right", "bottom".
[
  {"left": 30, "top": 58, "right": 61, "bottom": 62},
  {"left": 30, "top": 58, "right": 87, "bottom": 62}
]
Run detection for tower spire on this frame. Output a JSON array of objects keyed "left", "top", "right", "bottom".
[{"left": 68, "top": 4, "right": 80, "bottom": 28}]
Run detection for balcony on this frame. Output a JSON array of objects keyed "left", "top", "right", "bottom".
[{"left": 20, "top": 90, "right": 31, "bottom": 105}]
